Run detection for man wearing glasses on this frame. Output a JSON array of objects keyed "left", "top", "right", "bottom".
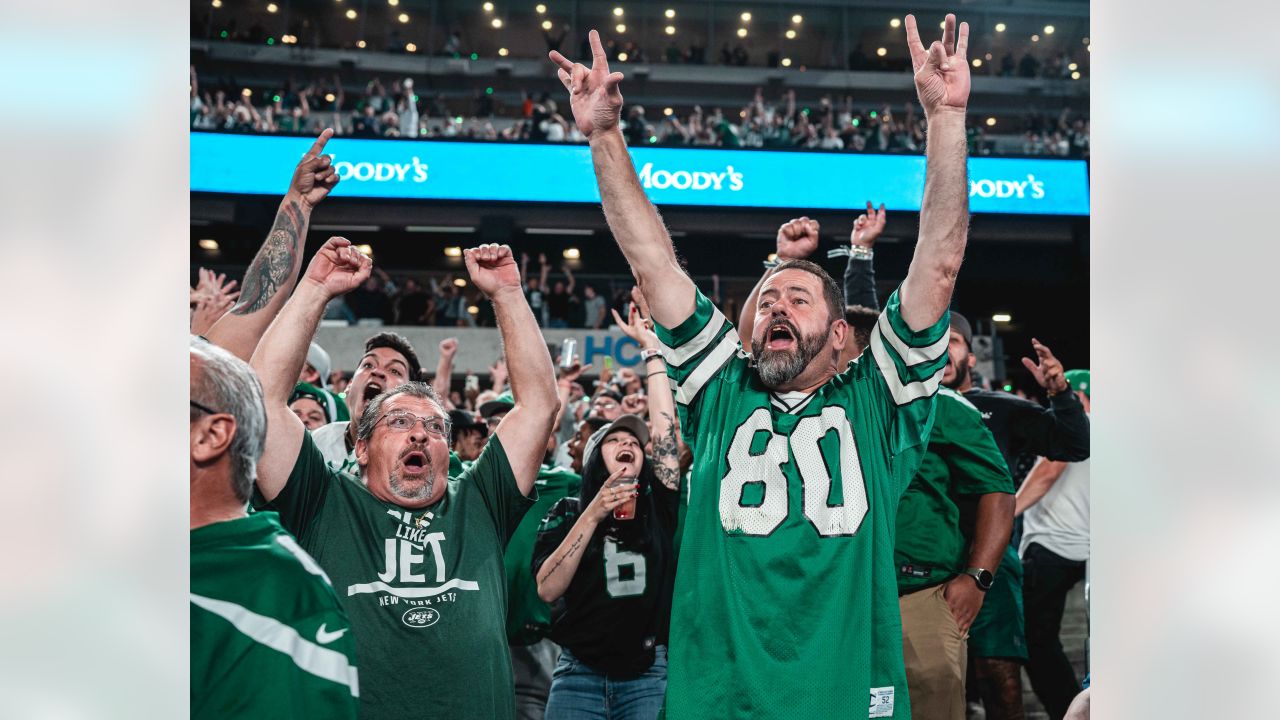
[{"left": 250, "top": 239, "right": 559, "bottom": 720}]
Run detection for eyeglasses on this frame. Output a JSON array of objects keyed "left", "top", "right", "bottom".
[
  {"left": 378, "top": 411, "right": 452, "bottom": 438},
  {"left": 191, "top": 399, "right": 221, "bottom": 415},
  {"left": 593, "top": 399, "right": 619, "bottom": 409}
]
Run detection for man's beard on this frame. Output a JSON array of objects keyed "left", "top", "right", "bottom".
[
  {"left": 388, "top": 453, "right": 436, "bottom": 501},
  {"left": 752, "top": 321, "right": 830, "bottom": 389},
  {"left": 942, "top": 354, "right": 971, "bottom": 389}
]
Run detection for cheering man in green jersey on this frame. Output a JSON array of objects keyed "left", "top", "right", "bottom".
[
  {"left": 190, "top": 337, "right": 358, "bottom": 719},
  {"left": 250, "top": 240, "right": 560, "bottom": 720},
  {"left": 550, "top": 13, "right": 974, "bottom": 719}
]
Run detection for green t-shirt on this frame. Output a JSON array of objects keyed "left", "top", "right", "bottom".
[
  {"left": 895, "top": 387, "right": 1013, "bottom": 593},
  {"left": 505, "top": 463, "right": 581, "bottom": 645},
  {"left": 273, "top": 432, "right": 535, "bottom": 720},
  {"left": 191, "top": 512, "right": 359, "bottom": 720},
  {"left": 654, "top": 287, "right": 948, "bottom": 720}
]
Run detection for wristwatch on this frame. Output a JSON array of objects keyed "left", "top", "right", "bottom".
[{"left": 964, "top": 567, "right": 994, "bottom": 592}]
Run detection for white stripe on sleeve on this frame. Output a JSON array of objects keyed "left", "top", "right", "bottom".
[
  {"left": 658, "top": 306, "right": 730, "bottom": 367},
  {"left": 869, "top": 325, "right": 943, "bottom": 406},
  {"left": 675, "top": 333, "right": 740, "bottom": 406},
  {"left": 875, "top": 312, "right": 949, "bottom": 367}
]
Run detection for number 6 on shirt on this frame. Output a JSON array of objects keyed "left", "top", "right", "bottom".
[{"left": 718, "top": 407, "right": 869, "bottom": 537}]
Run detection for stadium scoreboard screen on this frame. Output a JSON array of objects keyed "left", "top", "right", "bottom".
[{"left": 191, "top": 132, "right": 1089, "bottom": 216}]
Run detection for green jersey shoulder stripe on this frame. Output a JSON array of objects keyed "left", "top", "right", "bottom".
[
  {"left": 657, "top": 300, "right": 730, "bottom": 367},
  {"left": 674, "top": 333, "right": 743, "bottom": 406},
  {"left": 874, "top": 309, "right": 949, "bottom": 367},
  {"left": 190, "top": 593, "right": 359, "bottom": 697},
  {"left": 276, "top": 534, "right": 333, "bottom": 586},
  {"left": 938, "top": 386, "right": 981, "bottom": 414}
]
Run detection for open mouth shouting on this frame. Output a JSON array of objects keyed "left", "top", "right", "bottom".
[
  {"left": 362, "top": 380, "right": 385, "bottom": 405},
  {"left": 400, "top": 447, "right": 430, "bottom": 476},
  {"left": 765, "top": 321, "right": 799, "bottom": 352}
]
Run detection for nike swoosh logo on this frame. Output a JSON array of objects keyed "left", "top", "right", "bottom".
[{"left": 315, "top": 624, "right": 349, "bottom": 645}]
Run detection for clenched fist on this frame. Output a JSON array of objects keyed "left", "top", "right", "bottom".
[
  {"left": 304, "top": 236, "right": 371, "bottom": 298},
  {"left": 776, "top": 216, "right": 821, "bottom": 261},
  {"left": 463, "top": 244, "right": 522, "bottom": 298}
]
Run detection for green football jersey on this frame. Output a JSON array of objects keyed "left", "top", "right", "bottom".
[
  {"left": 895, "top": 387, "right": 1013, "bottom": 594},
  {"left": 505, "top": 463, "right": 581, "bottom": 645},
  {"left": 654, "top": 286, "right": 949, "bottom": 720},
  {"left": 191, "top": 512, "right": 359, "bottom": 720},
  {"left": 272, "top": 432, "right": 534, "bottom": 720}
]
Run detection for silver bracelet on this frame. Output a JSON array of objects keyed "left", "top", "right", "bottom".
[{"left": 849, "top": 245, "right": 874, "bottom": 261}]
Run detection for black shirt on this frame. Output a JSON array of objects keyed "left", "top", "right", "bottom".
[
  {"left": 532, "top": 482, "right": 679, "bottom": 678},
  {"left": 962, "top": 387, "right": 1090, "bottom": 475}
]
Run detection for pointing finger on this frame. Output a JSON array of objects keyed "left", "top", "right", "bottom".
[
  {"left": 588, "top": 29, "right": 609, "bottom": 70},
  {"left": 548, "top": 50, "right": 575, "bottom": 73},
  {"left": 956, "top": 21, "right": 970, "bottom": 59},
  {"left": 903, "top": 15, "right": 926, "bottom": 69},
  {"left": 305, "top": 128, "right": 334, "bottom": 159},
  {"left": 943, "top": 14, "right": 956, "bottom": 56}
]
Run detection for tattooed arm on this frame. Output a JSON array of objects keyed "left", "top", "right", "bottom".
[
  {"left": 204, "top": 129, "right": 339, "bottom": 360},
  {"left": 613, "top": 287, "right": 682, "bottom": 491},
  {"left": 536, "top": 467, "right": 637, "bottom": 603}
]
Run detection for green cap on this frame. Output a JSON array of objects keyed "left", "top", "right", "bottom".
[
  {"left": 1063, "top": 369, "right": 1090, "bottom": 398},
  {"left": 479, "top": 390, "right": 515, "bottom": 419}
]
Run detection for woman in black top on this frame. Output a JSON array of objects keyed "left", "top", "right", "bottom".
[{"left": 533, "top": 296, "right": 682, "bottom": 720}]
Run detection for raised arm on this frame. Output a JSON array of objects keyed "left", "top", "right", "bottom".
[
  {"left": 432, "top": 338, "right": 458, "bottom": 401},
  {"left": 738, "top": 217, "right": 820, "bottom": 350},
  {"left": 536, "top": 468, "right": 636, "bottom": 603},
  {"left": 205, "top": 129, "right": 339, "bottom": 360},
  {"left": 250, "top": 238, "right": 371, "bottom": 501},
  {"left": 898, "top": 14, "right": 971, "bottom": 331},
  {"left": 465, "top": 244, "right": 559, "bottom": 496},
  {"left": 549, "top": 31, "right": 695, "bottom": 328},
  {"left": 843, "top": 201, "right": 886, "bottom": 311},
  {"left": 614, "top": 286, "right": 681, "bottom": 490}
]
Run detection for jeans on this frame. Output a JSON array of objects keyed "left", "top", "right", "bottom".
[
  {"left": 1022, "top": 542, "right": 1087, "bottom": 720},
  {"left": 544, "top": 646, "right": 666, "bottom": 720}
]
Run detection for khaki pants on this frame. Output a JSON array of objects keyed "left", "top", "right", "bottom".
[{"left": 900, "top": 584, "right": 968, "bottom": 720}]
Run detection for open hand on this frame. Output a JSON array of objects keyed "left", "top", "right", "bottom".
[
  {"left": 611, "top": 287, "right": 659, "bottom": 349},
  {"left": 776, "top": 217, "right": 821, "bottom": 260},
  {"left": 1021, "top": 338, "right": 1069, "bottom": 395},
  {"left": 463, "top": 244, "right": 521, "bottom": 298},
  {"left": 852, "top": 202, "right": 887, "bottom": 248},
  {"left": 904, "top": 14, "right": 971, "bottom": 118},
  {"left": 304, "top": 236, "right": 372, "bottom": 298},
  {"left": 549, "top": 30, "right": 625, "bottom": 138},
  {"left": 290, "top": 128, "right": 340, "bottom": 207}
]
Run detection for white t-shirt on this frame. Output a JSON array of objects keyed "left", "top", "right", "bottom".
[
  {"left": 310, "top": 421, "right": 360, "bottom": 477},
  {"left": 1020, "top": 457, "right": 1090, "bottom": 561}
]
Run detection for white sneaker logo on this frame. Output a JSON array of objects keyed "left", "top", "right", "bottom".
[{"left": 315, "top": 624, "right": 348, "bottom": 645}]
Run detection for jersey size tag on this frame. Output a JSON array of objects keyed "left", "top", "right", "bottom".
[
  {"left": 899, "top": 564, "right": 932, "bottom": 578},
  {"left": 869, "top": 686, "right": 895, "bottom": 718}
]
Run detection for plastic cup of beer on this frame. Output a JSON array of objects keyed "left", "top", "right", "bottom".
[{"left": 611, "top": 476, "right": 638, "bottom": 521}]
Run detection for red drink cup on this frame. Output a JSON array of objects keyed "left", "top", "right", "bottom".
[{"left": 611, "top": 476, "right": 638, "bottom": 521}]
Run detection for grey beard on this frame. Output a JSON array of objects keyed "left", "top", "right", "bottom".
[
  {"left": 389, "top": 462, "right": 436, "bottom": 501},
  {"left": 753, "top": 329, "right": 829, "bottom": 389}
]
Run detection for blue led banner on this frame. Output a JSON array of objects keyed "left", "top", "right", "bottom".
[{"left": 191, "top": 132, "right": 1089, "bottom": 216}]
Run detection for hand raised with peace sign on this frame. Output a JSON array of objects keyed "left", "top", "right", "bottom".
[
  {"left": 289, "top": 128, "right": 340, "bottom": 208},
  {"left": 548, "top": 29, "right": 625, "bottom": 138},
  {"left": 903, "top": 14, "right": 971, "bottom": 118}
]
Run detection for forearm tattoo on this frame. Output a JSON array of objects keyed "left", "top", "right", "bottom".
[
  {"left": 541, "top": 532, "right": 585, "bottom": 581},
  {"left": 652, "top": 411, "right": 682, "bottom": 491},
  {"left": 232, "top": 200, "right": 303, "bottom": 315}
]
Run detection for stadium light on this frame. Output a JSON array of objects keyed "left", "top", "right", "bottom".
[
  {"left": 483, "top": 2, "right": 494, "bottom": 11},
  {"left": 405, "top": 42, "right": 417, "bottom": 52},
  {"left": 357, "top": 40, "right": 367, "bottom": 48},
  {"left": 665, "top": 25, "right": 676, "bottom": 35},
  {"left": 198, "top": 239, "right": 219, "bottom": 251},
  {"left": 211, "top": 0, "right": 222, "bottom": 7},
  {"left": 498, "top": 47, "right": 510, "bottom": 56},
  {"left": 741, "top": 12, "right": 752, "bottom": 22},
  {"left": 665, "top": 9, "right": 675, "bottom": 19},
  {"left": 616, "top": 23, "right": 626, "bottom": 32},
  {"left": 876, "top": 47, "right": 887, "bottom": 56},
  {"left": 985, "top": 117, "right": 996, "bottom": 126},
  {"left": 889, "top": 18, "right": 901, "bottom": 28},
  {"left": 792, "top": 14, "right": 802, "bottom": 24},
  {"left": 346, "top": 9, "right": 357, "bottom": 19},
  {"left": 444, "top": 247, "right": 463, "bottom": 257},
  {"left": 972, "top": 58, "right": 982, "bottom": 67},
  {"left": 1083, "top": 37, "right": 1090, "bottom": 45},
  {"left": 618, "top": 51, "right": 629, "bottom": 61},
  {"left": 454, "top": 278, "right": 468, "bottom": 287},
  {"left": 1044, "top": 25, "right": 1055, "bottom": 35},
  {"left": 388, "top": 0, "right": 398, "bottom": 5},
  {"left": 1068, "top": 62, "right": 1078, "bottom": 71},
  {"left": 467, "top": 305, "right": 480, "bottom": 315},
  {"left": 536, "top": 3, "right": 546, "bottom": 13},
  {"left": 1031, "top": 34, "right": 1039, "bottom": 42},
  {"left": 992, "top": 313, "right": 1012, "bottom": 323},
  {"left": 398, "top": 13, "right": 409, "bottom": 23},
  {"left": 664, "top": 107, "right": 673, "bottom": 115},
  {"left": 542, "top": 20, "right": 552, "bottom": 30},
  {"left": 995, "top": 22, "right": 1006, "bottom": 32},
  {"left": 939, "top": 21, "right": 946, "bottom": 29},
  {"left": 563, "top": 248, "right": 581, "bottom": 260},
  {"left": 325, "top": 92, "right": 336, "bottom": 102},
  {"left": 1071, "top": 71, "right": 1081, "bottom": 80},
  {"left": 737, "top": 27, "right": 747, "bottom": 38},
  {"left": 613, "top": 7, "right": 624, "bottom": 16},
  {"left": 785, "top": 29, "right": 796, "bottom": 39},
  {"left": 267, "top": 3, "right": 277, "bottom": 13},
  {"left": 241, "top": 87, "right": 252, "bottom": 97},
  {"left": 356, "top": 244, "right": 374, "bottom": 257},
  {"left": 492, "top": 17, "right": 503, "bottom": 28},
  {"left": 781, "top": 57, "right": 792, "bottom": 67}
]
